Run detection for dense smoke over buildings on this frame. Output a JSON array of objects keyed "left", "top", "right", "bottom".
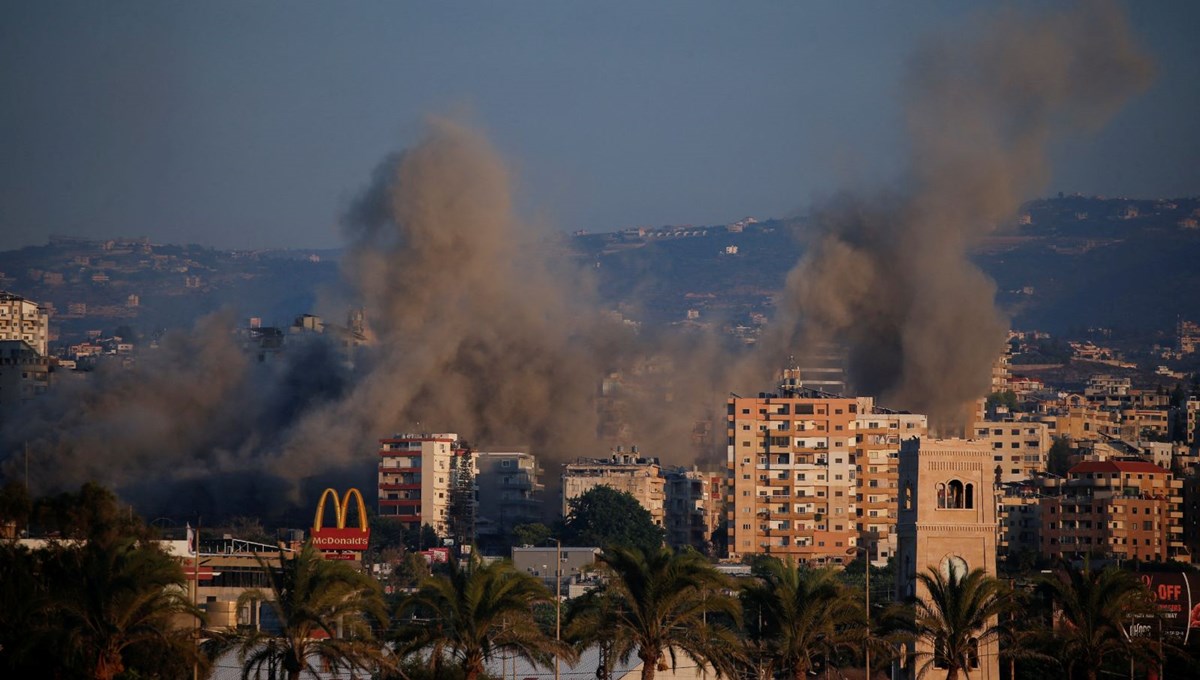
[
  {"left": 769, "top": 0, "right": 1152, "bottom": 433},
  {"left": 0, "top": 2, "right": 1152, "bottom": 515}
]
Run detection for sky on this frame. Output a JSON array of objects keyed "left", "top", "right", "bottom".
[{"left": 1, "top": 1, "right": 1198, "bottom": 251}]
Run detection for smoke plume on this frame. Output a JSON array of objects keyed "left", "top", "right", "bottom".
[{"left": 768, "top": 0, "right": 1153, "bottom": 432}]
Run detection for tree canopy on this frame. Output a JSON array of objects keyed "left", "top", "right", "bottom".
[{"left": 559, "top": 485, "right": 664, "bottom": 554}]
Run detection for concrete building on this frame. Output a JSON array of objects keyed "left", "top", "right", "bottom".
[
  {"left": 664, "top": 466, "right": 722, "bottom": 553},
  {"left": 377, "top": 433, "right": 476, "bottom": 539},
  {"left": 512, "top": 545, "right": 601, "bottom": 597},
  {"left": 856, "top": 409, "right": 928, "bottom": 565},
  {"left": 726, "top": 390, "right": 861, "bottom": 564},
  {"left": 1038, "top": 459, "right": 1187, "bottom": 563},
  {"left": 0, "top": 340, "right": 52, "bottom": 415},
  {"left": 474, "top": 449, "right": 544, "bottom": 546},
  {"left": 0, "top": 291, "right": 49, "bottom": 356},
  {"left": 895, "top": 437, "right": 999, "bottom": 680},
  {"left": 562, "top": 448, "right": 665, "bottom": 527},
  {"left": 971, "top": 420, "right": 1051, "bottom": 484}
]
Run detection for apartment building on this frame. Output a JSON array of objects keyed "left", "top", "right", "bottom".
[
  {"left": 1038, "top": 460, "right": 1187, "bottom": 562},
  {"left": 562, "top": 448, "right": 665, "bottom": 527},
  {"left": 856, "top": 410, "right": 928, "bottom": 564},
  {"left": 0, "top": 340, "right": 52, "bottom": 414},
  {"left": 0, "top": 291, "right": 49, "bottom": 356},
  {"left": 727, "top": 391, "right": 861, "bottom": 564},
  {"left": 971, "top": 420, "right": 1051, "bottom": 483},
  {"left": 377, "top": 433, "right": 475, "bottom": 539},
  {"left": 664, "top": 466, "right": 723, "bottom": 553},
  {"left": 474, "top": 449, "right": 544, "bottom": 545}
]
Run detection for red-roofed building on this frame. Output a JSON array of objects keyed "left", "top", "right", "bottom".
[{"left": 1039, "top": 459, "right": 1187, "bottom": 562}]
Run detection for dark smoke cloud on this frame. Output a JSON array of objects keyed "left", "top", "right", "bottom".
[{"left": 767, "top": 0, "right": 1153, "bottom": 432}]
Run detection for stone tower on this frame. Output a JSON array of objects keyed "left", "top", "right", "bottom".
[{"left": 895, "top": 437, "right": 999, "bottom": 680}]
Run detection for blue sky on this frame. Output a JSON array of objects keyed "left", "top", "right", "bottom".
[{"left": 2, "top": 1, "right": 1197, "bottom": 250}]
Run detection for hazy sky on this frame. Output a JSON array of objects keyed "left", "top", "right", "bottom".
[{"left": 2, "top": 1, "right": 1197, "bottom": 250}]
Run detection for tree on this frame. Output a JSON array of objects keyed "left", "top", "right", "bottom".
[
  {"left": 393, "top": 555, "right": 573, "bottom": 680},
  {"left": 512, "top": 522, "right": 551, "bottom": 547},
  {"left": 906, "top": 566, "right": 1010, "bottom": 680},
  {"left": 1036, "top": 562, "right": 1160, "bottom": 680},
  {"left": 237, "top": 542, "right": 390, "bottom": 680},
  {"left": 741, "top": 558, "right": 864, "bottom": 680},
  {"left": 567, "top": 546, "right": 740, "bottom": 680},
  {"left": 560, "top": 485, "right": 664, "bottom": 554},
  {"left": 1048, "top": 437, "right": 1074, "bottom": 477},
  {"left": 0, "top": 480, "right": 32, "bottom": 536}
]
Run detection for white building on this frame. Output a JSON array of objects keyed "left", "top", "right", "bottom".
[
  {"left": 377, "top": 433, "right": 476, "bottom": 539},
  {"left": 0, "top": 292, "right": 49, "bottom": 356}
]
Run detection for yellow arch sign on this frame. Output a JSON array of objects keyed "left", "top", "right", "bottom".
[{"left": 313, "top": 487, "right": 369, "bottom": 532}]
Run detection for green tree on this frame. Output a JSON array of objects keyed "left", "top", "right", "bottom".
[
  {"left": 1036, "top": 562, "right": 1160, "bottom": 680},
  {"left": 393, "top": 555, "right": 573, "bottom": 680},
  {"left": 560, "top": 485, "right": 664, "bottom": 554},
  {"left": 741, "top": 558, "right": 864, "bottom": 679},
  {"left": 567, "top": 546, "right": 740, "bottom": 680},
  {"left": 512, "top": 522, "right": 551, "bottom": 547},
  {"left": 906, "top": 566, "right": 1010, "bottom": 680},
  {"left": 1048, "top": 437, "right": 1074, "bottom": 477},
  {"left": 237, "top": 542, "right": 390, "bottom": 680}
]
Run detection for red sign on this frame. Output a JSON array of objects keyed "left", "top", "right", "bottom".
[{"left": 310, "top": 528, "right": 370, "bottom": 552}]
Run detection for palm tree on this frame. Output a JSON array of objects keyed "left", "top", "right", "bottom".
[
  {"left": 567, "top": 546, "right": 741, "bottom": 680},
  {"left": 907, "top": 566, "right": 1010, "bottom": 680},
  {"left": 739, "top": 558, "right": 863, "bottom": 680},
  {"left": 237, "top": 542, "right": 389, "bottom": 680},
  {"left": 1037, "top": 562, "right": 1159, "bottom": 680},
  {"left": 46, "top": 536, "right": 202, "bottom": 680},
  {"left": 393, "top": 555, "right": 573, "bottom": 680}
]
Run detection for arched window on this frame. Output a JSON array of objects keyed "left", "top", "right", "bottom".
[
  {"left": 936, "top": 482, "right": 947, "bottom": 509},
  {"left": 968, "top": 637, "right": 980, "bottom": 668},
  {"left": 904, "top": 482, "right": 914, "bottom": 510},
  {"left": 965, "top": 483, "right": 974, "bottom": 509},
  {"left": 948, "top": 480, "right": 964, "bottom": 509}
]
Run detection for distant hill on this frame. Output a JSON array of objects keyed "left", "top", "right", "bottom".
[{"left": 1, "top": 196, "right": 1197, "bottom": 347}]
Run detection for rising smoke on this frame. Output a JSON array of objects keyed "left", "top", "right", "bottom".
[
  {"left": 0, "top": 2, "right": 1153, "bottom": 515},
  {"left": 768, "top": 0, "right": 1153, "bottom": 433}
]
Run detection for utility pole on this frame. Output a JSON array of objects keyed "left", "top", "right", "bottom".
[
  {"left": 555, "top": 538, "right": 562, "bottom": 680},
  {"left": 193, "top": 517, "right": 201, "bottom": 680}
]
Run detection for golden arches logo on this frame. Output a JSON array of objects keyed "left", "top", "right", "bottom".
[{"left": 313, "top": 487, "right": 369, "bottom": 533}]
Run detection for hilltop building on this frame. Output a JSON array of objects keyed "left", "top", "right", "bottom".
[
  {"left": 0, "top": 291, "right": 49, "bottom": 356},
  {"left": 562, "top": 448, "right": 665, "bottom": 528},
  {"left": 377, "top": 433, "right": 476, "bottom": 541}
]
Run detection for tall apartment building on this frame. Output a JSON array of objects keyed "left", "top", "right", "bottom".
[
  {"left": 0, "top": 292, "right": 49, "bottom": 356},
  {"left": 562, "top": 448, "right": 665, "bottom": 527},
  {"left": 856, "top": 409, "right": 928, "bottom": 564},
  {"left": 377, "top": 433, "right": 476, "bottom": 540},
  {"left": 971, "top": 420, "right": 1051, "bottom": 483},
  {"left": 474, "top": 449, "right": 544, "bottom": 545},
  {"left": 727, "top": 390, "right": 861, "bottom": 564},
  {"left": 1038, "top": 460, "right": 1187, "bottom": 562},
  {"left": 0, "top": 340, "right": 52, "bottom": 414},
  {"left": 664, "top": 466, "right": 722, "bottom": 553}
]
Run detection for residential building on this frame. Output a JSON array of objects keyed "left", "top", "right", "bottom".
[
  {"left": 856, "top": 409, "right": 928, "bottom": 565},
  {"left": 0, "top": 291, "right": 49, "bottom": 356},
  {"left": 562, "top": 448, "right": 665, "bottom": 527},
  {"left": 726, "top": 389, "right": 861, "bottom": 564},
  {"left": 0, "top": 340, "right": 52, "bottom": 414},
  {"left": 995, "top": 480, "right": 1045, "bottom": 561},
  {"left": 377, "top": 433, "right": 476, "bottom": 539},
  {"left": 664, "top": 466, "right": 722, "bottom": 553},
  {"left": 474, "top": 449, "right": 544, "bottom": 546},
  {"left": 971, "top": 420, "right": 1051, "bottom": 484},
  {"left": 1038, "top": 460, "right": 1187, "bottom": 563},
  {"left": 895, "top": 437, "right": 999, "bottom": 680},
  {"left": 512, "top": 546, "right": 601, "bottom": 597}
]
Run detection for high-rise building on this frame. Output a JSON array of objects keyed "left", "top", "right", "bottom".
[
  {"left": 474, "top": 449, "right": 544, "bottom": 546},
  {"left": 0, "top": 340, "right": 51, "bottom": 416},
  {"left": 895, "top": 437, "right": 999, "bottom": 680},
  {"left": 855, "top": 409, "right": 928, "bottom": 564},
  {"left": 0, "top": 292, "right": 49, "bottom": 356},
  {"left": 1037, "top": 459, "right": 1187, "bottom": 562},
  {"left": 664, "top": 466, "right": 722, "bottom": 553},
  {"left": 562, "top": 448, "right": 665, "bottom": 527},
  {"left": 377, "top": 433, "right": 476, "bottom": 539}
]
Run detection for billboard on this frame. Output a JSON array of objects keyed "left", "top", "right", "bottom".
[
  {"left": 311, "top": 488, "right": 370, "bottom": 559},
  {"left": 1136, "top": 572, "right": 1200, "bottom": 644}
]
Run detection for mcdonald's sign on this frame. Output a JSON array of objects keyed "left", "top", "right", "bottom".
[{"left": 310, "top": 488, "right": 370, "bottom": 558}]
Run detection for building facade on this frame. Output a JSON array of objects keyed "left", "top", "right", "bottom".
[
  {"left": 664, "top": 466, "right": 722, "bottom": 553},
  {"left": 0, "top": 292, "right": 49, "bottom": 357},
  {"left": 971, "top": 420, "right": 1051, "bottom": 484},
  {"left": 895, "top": 437, "right": 999, "bottom": 680},
  {"left": 562, "top": 449, "right": 665, "bottom": 527},
  {"left": 377, "top": 433, "right": 475, "bottom": 539},
  {"left": 1038, "top": 460, "right": 1187, "bottom": 562},
  {"left": 474, "top": 449, "right": 544, "bottom": 545}
]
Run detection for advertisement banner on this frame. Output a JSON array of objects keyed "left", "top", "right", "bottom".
[{"left": 310, "top": 488, "right": 370, "bottom": 559}]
